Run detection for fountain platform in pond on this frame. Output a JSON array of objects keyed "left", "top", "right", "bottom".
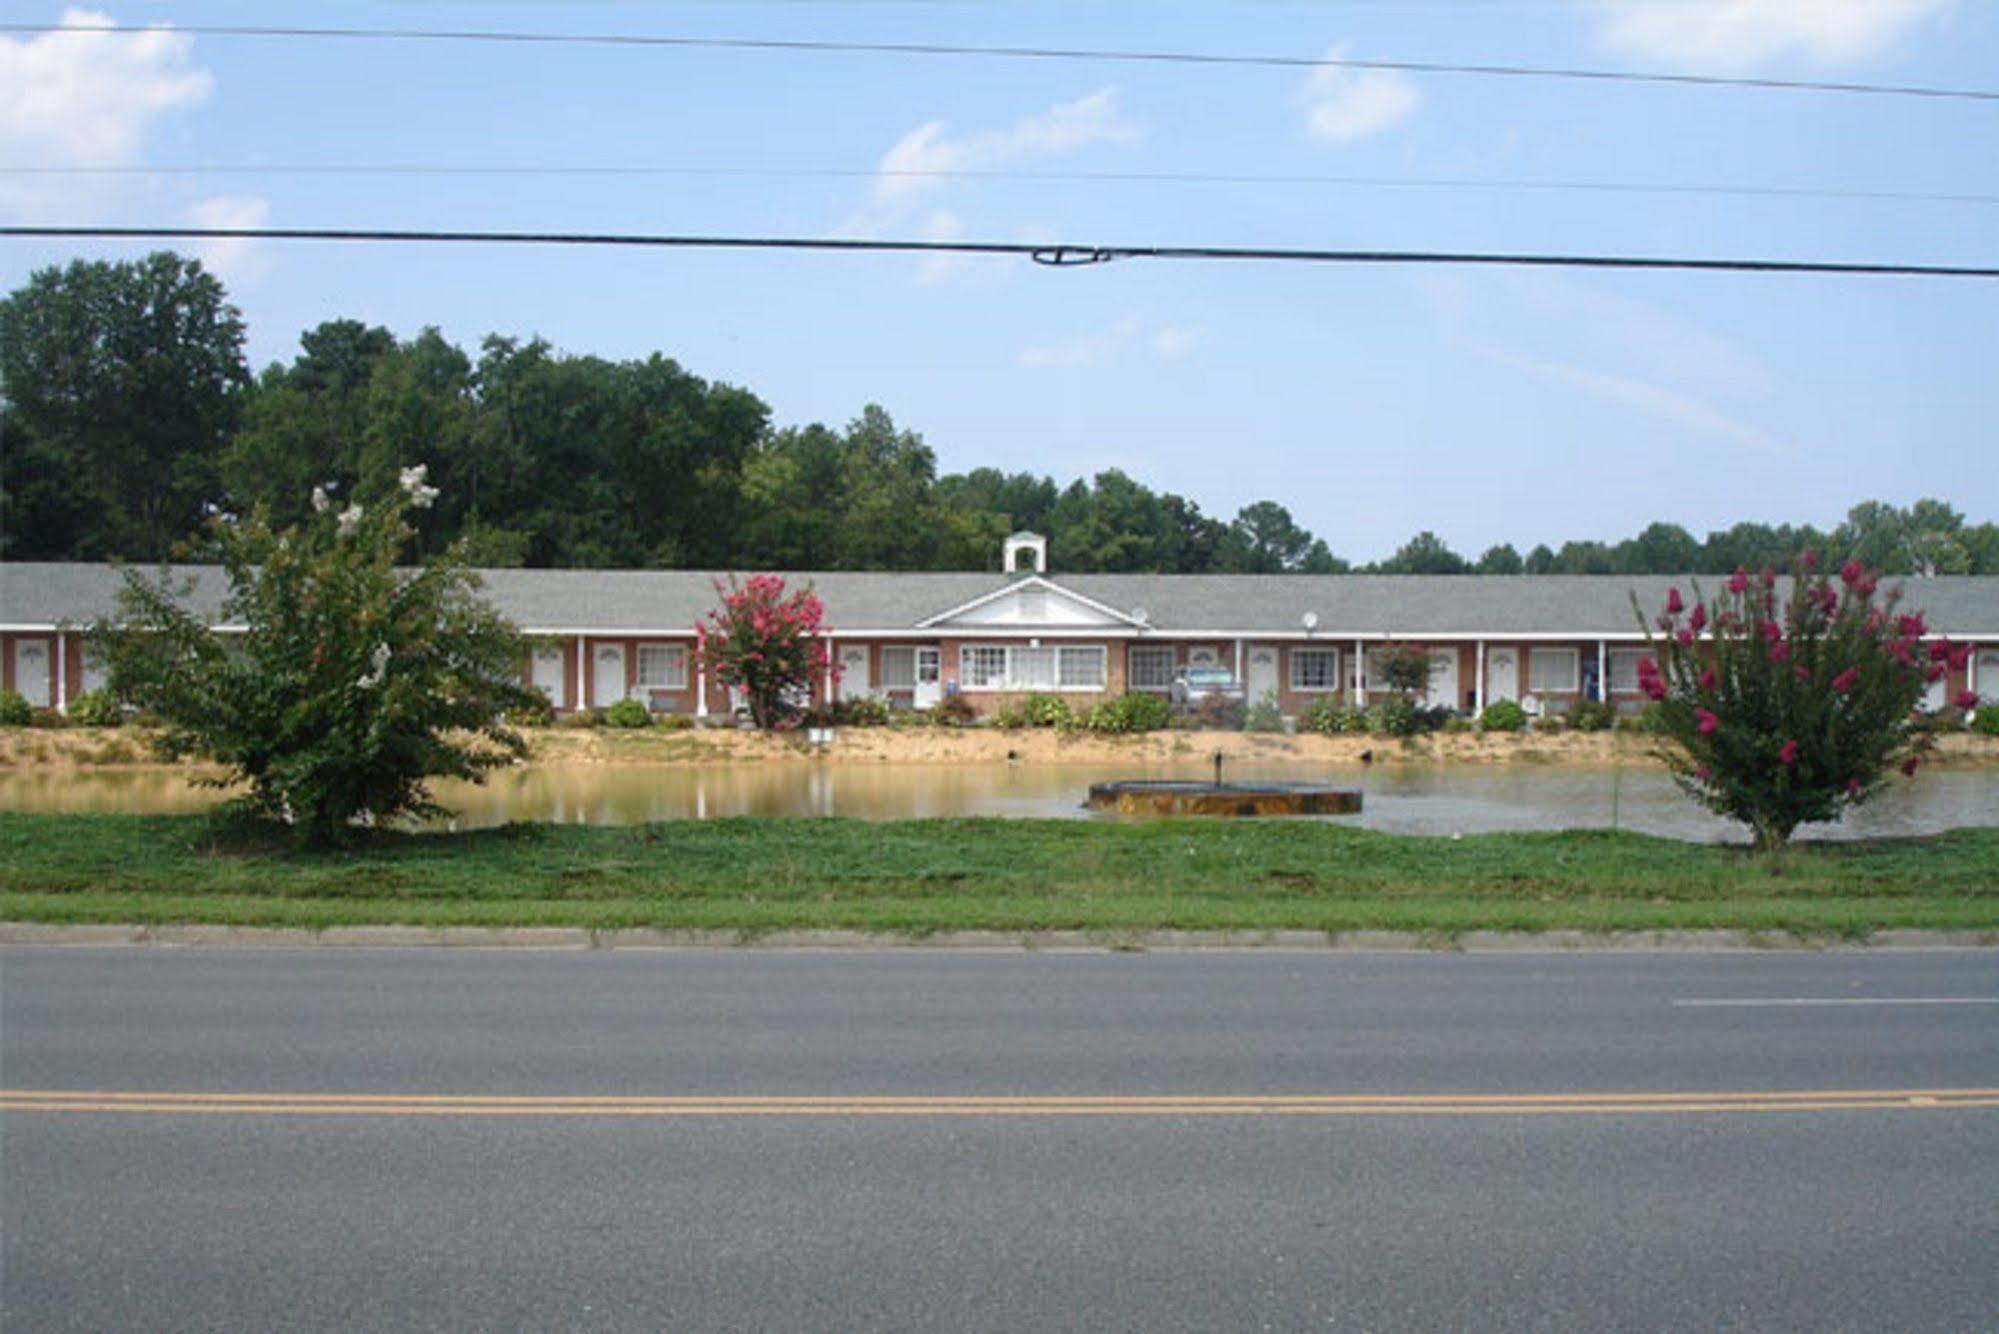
[{"left": 1086, "top": 780, "right": 1362, "bottom": 817}]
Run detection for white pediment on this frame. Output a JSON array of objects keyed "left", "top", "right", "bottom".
[{"left": 918, "top": 577, "right": 1142, "bottom": 630}]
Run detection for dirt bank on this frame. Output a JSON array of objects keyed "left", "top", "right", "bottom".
[{"left": 9, "top": 723, "right": 1995, "bottom": 770}]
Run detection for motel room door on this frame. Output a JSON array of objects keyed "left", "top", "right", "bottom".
[
  {"left": 592, "top": 644, "right": 627, "bottom": 706},
  {"left": 1244, "top": 644, "right": 1279, "bottom": 703},
  {"left": 1428, "top": 648, "right": 1460, "bottom": 710},
  {"left": 1486, "top": 647, "right": 1520, "bottom": 704},
  {"left": 913, "top": 647, "right": 942, "bottom": 708},
  {"left": 12, "top": 637, "right": 51, "bottom": 708},
  {"left": 839, "top": 646, "right": 870, "bottom": 699},
  {"left": 531, "top": 645, "right": 565, "bottom": 705}
]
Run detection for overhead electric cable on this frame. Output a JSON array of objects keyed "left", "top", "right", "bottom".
[
  {"left": 5, "top": 225, "right": 1996, "bottom": 280},
  {"left": 8, "top": 163, "right": 1998, "bottom": 207},
  {"left": 3, "top": 21, "right": 1995, "bottom": 103}
]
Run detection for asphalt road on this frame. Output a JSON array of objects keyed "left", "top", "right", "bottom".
[{"left": 4, "top": 947, "right": 1997, "bottom": 1331}]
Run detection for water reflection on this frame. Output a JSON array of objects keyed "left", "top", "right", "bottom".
[{"left": 4, "top": 761, "right": 1996, "bottom": 843}]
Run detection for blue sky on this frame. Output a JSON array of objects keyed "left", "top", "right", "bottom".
[{"left": 2, "top": 1, "right": 1994, "bottom": 563}]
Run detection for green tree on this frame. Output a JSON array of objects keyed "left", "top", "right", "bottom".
[
  {"left": 1636, "top": 558, "right": 1952, "bottom": 853},
  {"left": 1377, "top": 530, "right": 1471, "bottom": 575},
  {"left": 1476, "top": 543, "right": 1524, "bottom": 575},
  {"left": 95, "top": 464, "right": 538, "bottom": 845},
  {"left": 0, "top": 252, "right": 247, "bottom": 559},
  {"left": 1221, "top": 501, "right": 1322, "bottom": 573},
  {"left": 1614, "top": 522, "right": 1700, "bottom": 574}
]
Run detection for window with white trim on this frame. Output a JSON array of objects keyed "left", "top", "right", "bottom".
[
  {"left": 1290, "top": 647, "right": 1341, "bottom": 692},
  {"left": 957, "top": 644, "right": 1106, "bottom": 690},
  {"left": 1607, "top": 648, "right": 1647, "bottom": 694},
  {"left": 880, "top": 647, "right": 917, "bottom": 689},
  {"left": 962, "top": 645, "right": 1009, "bottom": 689},
  {"left": 1013, "top": 646, "right": 1058, "bottom": 688},
  {"left": 1129, "top": 646, "right": 1175, "bottom": 690},
  {"left": 1058, "top": 646, "right": 1106, "bottom": 688},
  {"left": 636, "top": 644, "right": 688, "bottom": 690},
  {"left": 1529, "top": 647, "right": 1580, "bottom": 693}
]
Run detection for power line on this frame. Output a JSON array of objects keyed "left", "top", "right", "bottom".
[
  {"left": 5, "top": 224, "right": 1996, "bottom": 280},
  {"left": 4, "top": 20, "right": 1995, "bottom": 103},
  {"left": 8, "top": 162, "right": 1998, "bottom": 207}
]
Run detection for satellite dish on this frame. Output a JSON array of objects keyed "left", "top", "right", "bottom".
[
  {"left": 1301, "top": 611, "right": 1319, "bottom": 631},
  {"left": 1132, "top": 606, "right": 1149, "bottom": 625}
]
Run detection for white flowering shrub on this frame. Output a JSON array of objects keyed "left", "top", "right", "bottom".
[{"left": 95, "top": 465, "right": 538, "bottom": 844}]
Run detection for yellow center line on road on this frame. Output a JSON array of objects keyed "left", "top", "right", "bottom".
[{"left": 4, "top": 1089, "right": 1998, "bottom": 1118}]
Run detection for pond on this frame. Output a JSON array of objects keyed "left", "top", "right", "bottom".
[{"left": 3, "top": 762, "right": 1996, "bottom": 843}]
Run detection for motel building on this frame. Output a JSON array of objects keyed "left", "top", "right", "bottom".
[{"left": 5, "top": 535, "right": 1998, "bottom": 721}]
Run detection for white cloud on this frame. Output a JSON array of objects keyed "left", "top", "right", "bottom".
[
  {"left": 1482, "top": 346, "right": 1787, "bottom": 454},
  {"left": 1296, "top": 44, "right": 1422, "bottom": 143},
  {"left": 872, "top": 87, "right": 1142, "bottom": 205},
  {"left": 1020, "top": 318, "right": 1198, "bottom": 369},
  {"left": 1589, "top": 0, "right": 1955, "bottom": 71},
  {"left": 914, "top": 210, "right": 974, "bottom": 285},
  {"left": 0, "top": 9, "right": 213, "bottom": 219},
  {"left": 1152, "top": 325, "right": 1198, "bottom": 359},
  {"left": 187, "top": 194, "right": 272, "bottom": 285}
]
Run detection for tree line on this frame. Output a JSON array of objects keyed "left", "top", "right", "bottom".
[{"left": 4, "top": 252, "right": 1995, "bottom": 577}]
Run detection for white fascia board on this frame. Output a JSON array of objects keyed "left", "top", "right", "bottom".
[{"left": 913, "top": 575, "right": 1145, "bottom": 630}]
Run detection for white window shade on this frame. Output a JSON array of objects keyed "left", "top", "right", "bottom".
[
  {"left": 1529, "top": 648, "right": 1580, "bottom": 693},
  {"left": 636, "top": 645, "right": 687, "bottom": 689}
]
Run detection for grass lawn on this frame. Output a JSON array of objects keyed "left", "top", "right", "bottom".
[{"left": 3, "top": 813, "right": 1998, "bottom": 939}]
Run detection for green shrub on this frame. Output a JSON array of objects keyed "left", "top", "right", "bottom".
[
  {"left": 1569, "top": 699, "right": 1615, "bottom": 732},
  {"left": 506, "top": 694, "right": 556, "bottom": 728},
  {"left": 657, "top": 711, "right": 697, "bottom": 730},
  {"left": 28, "top": 707, "right": 67, "bottom": 729},
  {"left": 1364, "top": 696, "right": 1432, "bottom": 737},
  {"left": 1639, "top": 556, "right": 1949, "bottom": 851},
  {"left": 1081, "top": 691, "right": 1170, "bottom": 735},
  {"left": 0, "top": 689, "right": 33, "bottom": 726},
  {"left": 93, "top": 466, "right": 539, "bottom": 845},
  {"left": 603, "top": 697, "right": 652, "bottom": 729},
  {"left": 1243, "top": 690, "right": 1285, "bottom": 733},
  {"left": 66, "top": 689, "right": 125, "bottom": 727},
  {"left": 1971, "top": 707, "right": 1999, "bottom": 738},
  {"left": 1479, "top": 700, "right": 1528, "bottom": 733},
  {"left": 996, "top": 693, "right": 1076, "bottom": 730},
  {"left": 1300, "top": 696, "right": 1367, "bottom": 735},
  {"left": 832, "top": 695, "right": 891, "bottom": 728},
  {"left": 935, "top": 693, "right": 979, "bottom": 727},
  {"left": 557, "top": 709, "right": 601, "bottom": 729},
  {"left": 1534, "top": 711, "right": 1567, "bottom": 734}
]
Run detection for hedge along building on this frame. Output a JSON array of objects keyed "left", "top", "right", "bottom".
[{"left": 5, "top": 534, "right": 1998, "bottom": 720}]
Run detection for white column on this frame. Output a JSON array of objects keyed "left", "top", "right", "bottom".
[
  {"left": 823, "top": 634, "right": 834, "bottom": 706},
  {"left": 1475, "top": 640, "right": 1487, "bottom": 714},
  {"left": 575, "top": 634, "right": 588, "bottom": 711},
  {"left": 1233, "top": 638, "right": 1243, "bottom": 682},
  {"left": 1352, "top": 637, "right": 1365, "bottom": 706},
  {"left": 1596, "top": 640, "right": 1607, "bottom": 704},
  {"left": 696, "top": 659, "right": 709, "bottom": 719},
  {"left": 55, "top": 632, "right": 67, "bottom": 713}
]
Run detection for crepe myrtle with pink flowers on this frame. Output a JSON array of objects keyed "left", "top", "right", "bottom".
[
  {"left": 1634, "top": 553, "right": 1966, "bottom": 852},
  {"left": 695, "top": 574, "right": 838, "bottom": 729}
]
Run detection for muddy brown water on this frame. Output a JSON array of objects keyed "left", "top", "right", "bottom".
[{"left": 4, "top": 763, "right": 1996, "bottom": 843}]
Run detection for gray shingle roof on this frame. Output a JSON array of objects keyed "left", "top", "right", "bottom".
[{"left": 6, "top": 562, "right": 1997, "bottom": 638}]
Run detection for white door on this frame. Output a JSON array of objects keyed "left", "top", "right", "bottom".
[
  {"left": 80, "top": 643, "right": 109, "bottom": 695},
  {"left": 1428, "top": 648, "right": 1460, "bottom": 710},
  {"left": 592, "top": 644, "right": 626, "bottom": 707},
  {"left": 12, "top": 638, "right": 51, "bottom": 708},
  {"left": 913, "top": 647, "right": 942, "bottom": 708},
  {"left": 531, "top": 646, "right": 564, "bottom": 704},
  {"left": 839, "top": 646, "right": 870, "bottom": 699},
  {"left": 1923, "top": 669, "right": 1946, "bottom": 713},
  {"left": 1245, "top": 644, "right": 1279, "bottom": 704},
  {"left": 1979, "top": 650, "right": 1999, "bottom": 705},
  {"left": 1486, "top": 648, "right": 1520, "bottom": 705}
]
